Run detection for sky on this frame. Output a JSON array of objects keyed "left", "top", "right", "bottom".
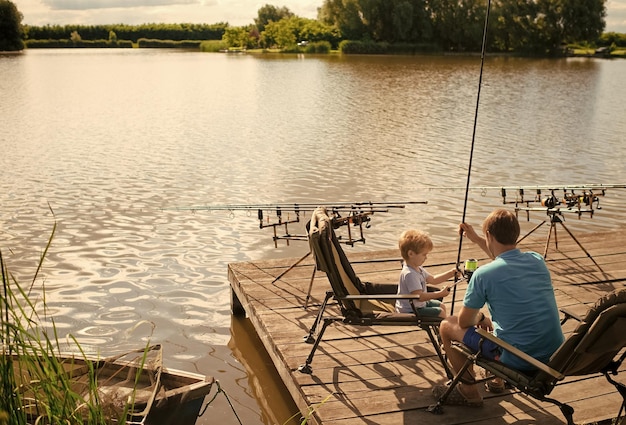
[{"left": 11, "top": 0, "right": 626, "bottom": 34}]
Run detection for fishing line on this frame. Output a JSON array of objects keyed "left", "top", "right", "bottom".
[{"left": 450, "top": 0, "right": 493, "bottom": 315}]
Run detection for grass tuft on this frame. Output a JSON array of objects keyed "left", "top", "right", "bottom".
[{"left": 1, "top": 220, "right": 151, "bottom": 424}]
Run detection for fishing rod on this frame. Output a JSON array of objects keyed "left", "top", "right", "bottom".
[
  {"left": 404, "top": 183, "right": 626, "bottom": 197},
  {"left": 498, "top": 183, "right": 626, "bottom": 190},
  {"left": 501, "top": 186, "right": 621, "bottom": 222},
  {"left": 164, "top": 200, "right": 428, "bottom": 247},
  {"left": 165, "top": 201, "right": 426, "bottom": 213},
  {"left": 450, "top": 0, "right": 493, "bottom": 316}
]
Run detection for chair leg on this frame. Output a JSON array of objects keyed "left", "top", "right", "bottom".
[
  {"left": 558, "top": 403, "right": 575, "bottom": 425},
  {"left": 428, "top": 352, "right": 477, "bottom": 414},
  {"left": 303, "top": 291, "right": 334, "bottom": 344},
  {"left": 605, "top": 370, "right": 626, "bottom": 424},
  {"left": 298, "top": 317, "right": 338, "bottom": 374},
  {"left": 536, "top": 395, "right": 575, "bottom": 425},
  {"left": 424, "top": 325, "right": 454, "bottom": 380}
]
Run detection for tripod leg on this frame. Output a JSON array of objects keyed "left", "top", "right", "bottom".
[
  {"left": 271, "top": 250, "right": 311, "bottom": 284},
  {"left": 517, "top": 220, "right": 547, "bottom": 244},
  {"left": 544, "top": 222, "right": 556, "bottom": 258},
  {"left": 553, "top": 220, "right": 559, "bottom": 250},
  {"left": 557, "top": 222, "right": 604, "bottom": 272}
]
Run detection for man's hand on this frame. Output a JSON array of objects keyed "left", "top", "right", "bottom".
[
  {"left": 477, "top": 315, "right": 493, "bottom": 332},
  {"left": 459, "top": 222, "right": 481, "bottom": 244}
]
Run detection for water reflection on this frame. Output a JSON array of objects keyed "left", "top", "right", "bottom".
[{"left": 229, "top": 317, "right": 301, "bottom": 425}]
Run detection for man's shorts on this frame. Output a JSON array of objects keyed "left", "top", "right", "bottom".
[{"left": 462, "top": 326, "right": 502, "bottom": 360}]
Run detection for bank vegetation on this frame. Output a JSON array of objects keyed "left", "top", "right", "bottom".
[{"left": 3, "top": 1, "right": 626, "bottom": 57}]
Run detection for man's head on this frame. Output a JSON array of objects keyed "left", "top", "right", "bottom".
[{"left": 482, "top": 209, "right": 520, "bottom": 245}]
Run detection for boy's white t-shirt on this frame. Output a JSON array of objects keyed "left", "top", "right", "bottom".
[{"left": 395, "top": 262, "right": 431, "bottom": 313}]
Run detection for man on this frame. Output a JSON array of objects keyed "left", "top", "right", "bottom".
[{"left": 434, "top": 209, "right": 564, "bottom": 406}]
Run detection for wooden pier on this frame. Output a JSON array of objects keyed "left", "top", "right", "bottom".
[{"left": 228, "top": 227, "right": 626, "bottom": 425}]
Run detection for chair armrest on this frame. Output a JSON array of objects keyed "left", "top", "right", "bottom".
[
  {"left": 475, "top": 328, "right": 564, "bottom": 380},
  {"left": 560, "top": 307, "right": 585, "bottom": 323},
  {"left": 342, "top": 294, "right": 421, "bottom": 300}
]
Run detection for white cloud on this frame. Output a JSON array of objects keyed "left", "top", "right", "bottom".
[
  {"left": 14, "top": 0, "right": 318, "bottom": 25},
  {"left": 42, "top": 0, "right": 197, "bottom": 10},
  {"left": 606, "top": 0, "right": 626, "bottom": 33}
]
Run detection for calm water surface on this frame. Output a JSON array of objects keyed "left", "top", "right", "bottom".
[{"left": 1, "top": 49, "right": 626, "bottom": 424}]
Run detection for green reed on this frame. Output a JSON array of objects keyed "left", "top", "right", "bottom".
[{"left": 0, "top": 222, "right": 128, "bottom": 424}]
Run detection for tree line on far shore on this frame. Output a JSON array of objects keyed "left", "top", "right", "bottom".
[{"left": 2, "top": 0, "right": 626, "bottom": 55}]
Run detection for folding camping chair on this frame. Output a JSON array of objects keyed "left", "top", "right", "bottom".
[
  {"left": 429, "top": 287, "right": 626, "bottom": 425},
  {"left": 297, "top": 206, "right": 453, "bottom": 378}
]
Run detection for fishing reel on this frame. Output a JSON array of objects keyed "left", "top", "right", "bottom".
[
  {"left": 540, "top": 190, "right": 601, "bottom": 212},
  {"left": 562, "top": 191, "right": 601, "bottom": 209},
  {"left": 541, "top": 194, "right": 560, "bottom": 209},
  {"left": 508, "top": 187, "right": 606, "bottom": 222},
  {"left": 330, "top": 209, "right": 372, "bottom": 229}
]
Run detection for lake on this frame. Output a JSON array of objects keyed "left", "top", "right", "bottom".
[{"left": 1, "top": 48, "right": 625, "bottom": 424}]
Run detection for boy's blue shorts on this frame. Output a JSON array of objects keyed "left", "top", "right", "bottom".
[{"left": 462, "top": 326, "right": 502, "bottom": 360}]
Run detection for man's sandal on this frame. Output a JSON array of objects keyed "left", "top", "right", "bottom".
[
  {"left": 480, "top": 369, "right": 506, "bottom": 393},
  {"left": 486, "top": 378, "right": 506, "bottom": 393},
  {"left": 432, "top": 384, "right": 484, "bottom": 407}
]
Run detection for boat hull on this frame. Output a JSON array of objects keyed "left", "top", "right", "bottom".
[{"left": 147, "top": 367, "right": 214, "bottom": 425}]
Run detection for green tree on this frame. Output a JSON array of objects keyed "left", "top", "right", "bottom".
[
  {"left": 430, "top": 0, "right": 486, "bottom": 51},
  {"left": 318, "top": 0, "right": 366, "bottom": 41},
  {"left": 490, "top": 0, "right": 538, "bottom": 52},
  {"left": 559, "top": 0, "right": 606, "bottom": 44},
  {"left": 392, "top": 1, "right": 415, "bottom": 42},
  {"left": 0, "top": 0, "right": 24, "bottom": 51},
  {"left": 222, "top": 26, "right": 252, "bottom": 49},
  {"left": 298, "top": 18, "right": 341, "bottom": 47},
  {"left": 254, "top": 4, "right": 294, "bottom": 33},
  {"left": 318, "top": 0, "right": 608, "bottom": 53},
  {"left": 261, "top": 18, "right": 297, "bottom": 48},
  {"left": 259, "top": 16, "right": 339, "bottom": 49}
]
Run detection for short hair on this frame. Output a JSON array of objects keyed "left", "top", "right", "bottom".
[
  {"left": 399, "top": 229, "right": 433, "bottom": 261},
  {"left": 482, "top": 209, "right": 520, "bottom": 245}
]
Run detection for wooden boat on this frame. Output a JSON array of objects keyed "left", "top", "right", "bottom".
[
  {"left": 3, "top": 344, "right": 214, "bottom": 425},
  {"left": 146, "top": 366, "right": 215, "bottom": 425}
]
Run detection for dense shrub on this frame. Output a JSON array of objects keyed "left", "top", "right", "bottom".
[
  {"left": 26, "top": 39, "right": 133, "bottom": 48},
  {"left": 386, "top": 42, "right": 442, "bottom": 54},
  {"left": 24, "top": 23, "right": 226, "bottom": 43},
  {"left": 304, "top": 40, "right": 331, "bottom": 53},
  {"left": 339, "top": 40, "right": 390, "bottom": 54},
  {"left": 200, "top": 39, "right": 229, "bottom": 52},
  {"left": 598, "top": 32, "right": 626, "bottom": 47},
  {"left": 137, "top": 38, "right": 202, "bottom": 48}
]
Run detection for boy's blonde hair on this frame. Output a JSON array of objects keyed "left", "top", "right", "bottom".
[{"left": 399, "top": 229, "right": 433, "bottom": 261}]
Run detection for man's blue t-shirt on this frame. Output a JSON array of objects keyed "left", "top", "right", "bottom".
[{"left": 463, "top": 249, "right": 564, "bottom": 370}]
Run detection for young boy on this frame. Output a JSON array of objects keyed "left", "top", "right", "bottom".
[{"left": 395, "top": 229, "right": 458, "bottom": 318}]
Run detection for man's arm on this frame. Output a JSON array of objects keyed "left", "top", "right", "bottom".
[
  {"left": 458, "top": 306, "right": 492, "bottom": 330},
  {"left": 459, "top": 223, "right": 493, "bottom": 259}
]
